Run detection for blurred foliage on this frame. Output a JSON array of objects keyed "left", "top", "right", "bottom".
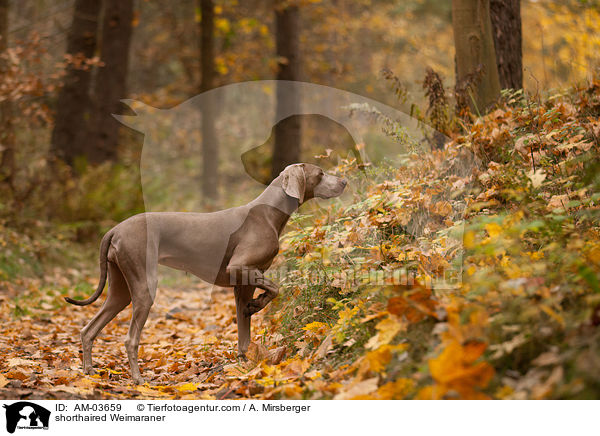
[
  {"left": 254, "top": 75, "right": 600, "bottom": 399},
  {"left": 2, "top": 0, "right": 599, "bottom": 219}
]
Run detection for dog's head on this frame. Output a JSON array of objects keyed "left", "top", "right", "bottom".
[{"left": 280, "top": 163, "right": 347, "bottom": 204}]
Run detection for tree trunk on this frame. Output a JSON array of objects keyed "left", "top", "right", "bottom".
[
  {"left": 50, "top": 0, "right": 101, "bottom": 166},
  {"left": 271, "top": 1, "right": 301, "bottom": 180},
  {"left": 90, "top": 0, "right": 134, "bottom": 163},
  {"left": 452, "top": 0, "right": 501, "bottom": 113},
  {"left": 490, "top": 0, "right": 522, "bottom": 90},
  {"left": 0, "top": 0, "right": 15, "bottom": 190},
  {"left": 198, "top": 0, "right": 218, "bottom": 203}
]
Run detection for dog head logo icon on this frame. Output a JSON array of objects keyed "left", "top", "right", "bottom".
[{"left": 3, "top": 402, "right": 50, "bottom": 433}]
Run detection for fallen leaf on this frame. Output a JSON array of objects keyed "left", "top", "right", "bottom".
[
  {"left": 314, "top": 333, "right": 333, "bottom": 359},
  {"left": 427, "top": 340, "right": 494, "bottom": 399},
  {"left": 548, "top": 194, "right": 569, "bottom": 211},
  {"left": 527, "top": 169, "right": 546, "bottom": 188},
  {"left": 334, "top": 377, "right": 379, "bottom": 400},
  {"left": 360, "top": 378, "right": 414, "bottom": 399},
  {"left": 247, "top": 342, "right": 269, "bottom": 363},
  {"left": 365, "top": 316, "right": 405, "bottom": 350},
  {"left": 7, "top": 358, "right": 37, "bottom": 367},
  {"left": 363, "top": 344, "right": 408, "bottom": 373},
  {"left": 176, "top": 382, "right": 199, "bottom": 392},
  {"left": 5, "top": 370, "right": 29, "bottom": 381},
  {"left": 267, "top": 346, "right": 286, "bottom": 365}
]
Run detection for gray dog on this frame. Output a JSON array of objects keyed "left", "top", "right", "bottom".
[{"left": 65, "top": 163, "right": 347, "bottom": 384}]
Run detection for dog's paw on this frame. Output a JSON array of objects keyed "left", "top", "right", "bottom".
[
  {"left": 83, "top": 367, "right": 96, "bottom": 376},
  {"left": 244, "top": 300, "right": 262, "bottom": 317},
  {"left": 132, "top": 375, "right": 146, "bottom": 385}
]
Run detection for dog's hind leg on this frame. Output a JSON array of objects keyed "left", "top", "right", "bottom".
[
  {"left": 80, "top": 261, "right": 131, "bottom": 375},
  {"left": 120, "top": 254, "right": 157, "bottom": 385}
]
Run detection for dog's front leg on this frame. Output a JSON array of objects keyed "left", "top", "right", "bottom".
[
  {"left": 244, "top": 270, "right": 279, "bottom": 317},
  {"left": 227, "top": 265, "right": 279, "bottom": 317},
  {"left": 234, "top": 285, "right": 255, "bottom": 358}
]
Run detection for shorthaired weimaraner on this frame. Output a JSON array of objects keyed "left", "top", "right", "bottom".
[{"left": 65, "top": 163, "right": 347, "bottom": 384}]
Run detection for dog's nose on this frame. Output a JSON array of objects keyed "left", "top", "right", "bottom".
[{"left": 341, "top": 178, "right": 348, "bottom": 187}]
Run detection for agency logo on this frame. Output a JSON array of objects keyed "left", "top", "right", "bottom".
[{"left": 2, "top": 402, "right": 50, "bottom": 434}]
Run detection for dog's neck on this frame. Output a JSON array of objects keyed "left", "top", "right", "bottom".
[{"left": 248, "top": 176, "right": 301, "bottom": 232}]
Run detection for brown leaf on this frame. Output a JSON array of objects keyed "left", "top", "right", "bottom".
[
  {"left": 246, "top": 342, "right": 269, "bottom": 363},
  {"left": 314, "top": 333, "right": 334, "bottom": 359},
  {"left": 6, "top": 370, "right": 29, "bottom": 381},
  {"left": 248, "top": 380, "right": 265, "bottom": 396},
  {"left": 267, "top": 346, "right": 286, "bottom": 365}
]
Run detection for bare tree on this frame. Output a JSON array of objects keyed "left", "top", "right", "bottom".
[
  {"left": 90, "top": 0, "right": 134, "bottom": 163},
  {"left": 198, "top": 0, "right": 218, "bottom": 203},
  {"left": 0, "top": 0, "right": 14, "bottom": 189},
  {"left": 452, "top": 0, "right": 501, "bottom": 112},
  {"left": 50, "top": 0, "right": 101, "bottom": 166},
  {"left": 490, "top": 0, "right": 522, "bottom": 90},
  {"left": 271, "top": 0, "right": 301, "bottom": 180}
]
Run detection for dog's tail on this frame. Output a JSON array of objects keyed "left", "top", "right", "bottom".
[{"left": 64, "top": 229, "right": 115, "bottom": 306}]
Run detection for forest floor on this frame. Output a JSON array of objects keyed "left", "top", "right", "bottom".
[
  {"left": 2, "top": 262, "right": 405, "bottom": 400},
  {"left": 0, "top": 273, "right": 292, "bottom": 400},
  {"left": 2, "top": 78, "right": 600, "bottom": 399}
]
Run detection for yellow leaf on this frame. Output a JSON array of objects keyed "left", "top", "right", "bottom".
[
  {"left": 464, "top": 231, "right": 476, "bottom": 249},
  {"left": 204, "top": 335, "right": 218, "bottom": 344},
  {"left": 586, "top": 244, "right": 600, "bottom": 264},
  {"left": 176, "top": 382, "right": 199, "bottom": 393},
  {"left": 73, "top": 377, "right": 98, "bottom": 388},
  {"left": 136, "top": 385, "right": 164, "bottom": 396},
  {"left": 416, "top": 385, "right": 448, "bottom": 400},
  {"left": 337, "top": 306, "right": 359, "bottom": 323},
  {"left": 302, "top": 321, "right": 328, "bottom": 332},
  {"left": 371, "top": 378, "right": 414, "bottom": 399},
  {"left": 427, "top": 341, "right": 494, "bottom": 399},
  {"left": 365, "top": 316, "right": 405, "bottom": 350},
  {"left": 364, "top": 344, "right": 408, "bottom": 373},
  {"left": 527, "top": 251, "right": 544, "bottom": 260},
  {"left": 215, "top": 18, "right": 230, "bottom": 34},
  {"left": 484, "top": 222, "right": 502, "bottom": 240}
]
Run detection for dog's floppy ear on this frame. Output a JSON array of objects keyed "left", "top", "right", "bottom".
[{"left": 282, "top": 164, "right": 306, "bottom": 203}]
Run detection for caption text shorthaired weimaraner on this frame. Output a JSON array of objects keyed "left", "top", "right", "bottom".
[{"left": 65, "top": 163, "right": 347, "bottom": 384}]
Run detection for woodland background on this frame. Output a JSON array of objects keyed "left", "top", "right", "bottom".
[{"left": 0, "top": 0, "right": 600, "bottom": 399}]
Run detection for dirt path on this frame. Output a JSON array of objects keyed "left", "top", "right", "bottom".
[{"left": 0, "top": 282, "right": 277, "bottom": 399}]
